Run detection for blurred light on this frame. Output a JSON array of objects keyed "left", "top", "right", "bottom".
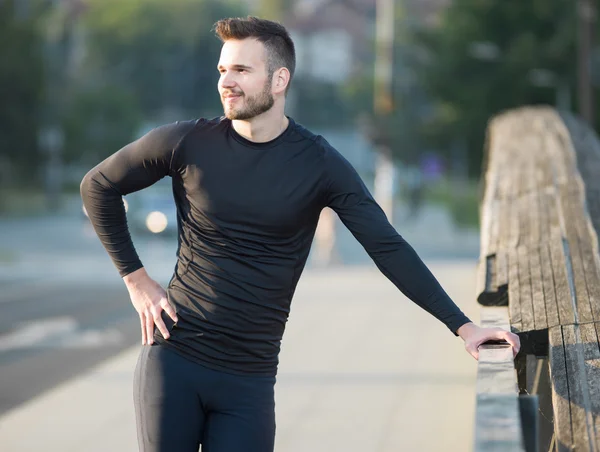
[
  {"left": 82, "top": 205, "right": 88, "bottom": 218},
  {"left": 146, "top": 211, "right": 168, "bottom": 234},
  {"left": 468, "top": 41, "right": 500, "bottom": 61}
]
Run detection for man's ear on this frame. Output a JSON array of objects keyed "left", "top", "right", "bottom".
[{"left": 273, "top": 67, "right": 290, "bottom": 94}]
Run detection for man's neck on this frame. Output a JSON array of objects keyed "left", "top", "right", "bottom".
[{"left": 232, "top": 108, "right": 289, "bottom": 143}]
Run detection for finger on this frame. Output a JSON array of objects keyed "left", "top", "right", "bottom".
[
  {"left": 502, "top": 331, "right": 520, "bottom": 352},
  {"left": 467, "top": 344, "right": 479, "bottom": 361},
  {"left": 153, "top": 309, "right": 170, "bottom": 340},
  {"left": 145, "top": 311, "right": 155, "bottom": 345},
  {"left": 139, "top": 312, "right": 147, "bottom": 345},
  {"left": 508, "top": 335, "right": 521, "bottom": 358},
  {"left": 160, "top": 299, "right": 178, "bottom": 323}
]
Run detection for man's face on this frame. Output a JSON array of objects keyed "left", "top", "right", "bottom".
[{"left": 217, "top": 39, "right": 274, "bottom": 120}]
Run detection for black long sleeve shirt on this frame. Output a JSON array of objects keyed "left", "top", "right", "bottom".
[{"left": 80, "top": 116, "right": 472, "bottom": 376}]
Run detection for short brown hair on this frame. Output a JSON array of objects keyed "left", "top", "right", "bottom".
[{"left": 214, "top": 16, "right": 296, "bottom": 93}]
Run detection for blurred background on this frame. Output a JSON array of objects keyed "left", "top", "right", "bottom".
[{"left": 0, "top": 0, "right": 598, "bottom": 450}]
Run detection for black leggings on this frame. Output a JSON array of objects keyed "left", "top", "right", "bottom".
[{"left": 133, "top": 343, "right": 276, "bottom": 452}]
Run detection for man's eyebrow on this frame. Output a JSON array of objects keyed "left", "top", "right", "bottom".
[{"left": 217, "top": 64, "right": 254, "bottom": 71}]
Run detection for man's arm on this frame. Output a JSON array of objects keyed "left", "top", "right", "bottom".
[
  {"left": 322, "top": 142, "right": 471, "bottom": 335},
  {"left": 80, "top": 120, "right": 196, "bottom": 276},
  {"left": 321, "top": 141, "right": 520, "bottom": 358},
  {"left": 80, "top": 120, "right": 198, "bottom": 344}
]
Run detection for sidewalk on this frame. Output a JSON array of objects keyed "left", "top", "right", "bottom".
[{"left": 0, "top": 264, "right": 480, "bottom": 452}]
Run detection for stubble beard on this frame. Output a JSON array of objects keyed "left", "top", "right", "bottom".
[{"left": 223, "top": 80, "right": 275, "bottom": 120}]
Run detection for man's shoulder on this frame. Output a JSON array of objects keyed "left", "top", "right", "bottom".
[
  {"left": 288, "top": 119, "right": 334, "bottom": 154},
  {"left": 174, "top": 116, "right": 228, "bottom": 134}
]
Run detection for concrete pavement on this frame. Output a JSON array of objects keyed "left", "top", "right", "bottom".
[{"left": 0, "top": 263, "right": 481, "bottom": 452}]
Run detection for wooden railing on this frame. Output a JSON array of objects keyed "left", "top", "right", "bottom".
[{"left": 474, "top": 106, "right": 600, "bottom": 451}]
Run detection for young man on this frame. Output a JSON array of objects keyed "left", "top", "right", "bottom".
[{"left": 81, "top": 16, "right": 520, "bottom": 452}]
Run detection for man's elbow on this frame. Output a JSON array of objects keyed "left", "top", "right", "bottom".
[{"left": 80, "top": 169, "right": 95, "bottom": 201}]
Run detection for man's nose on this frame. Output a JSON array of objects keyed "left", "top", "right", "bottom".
[{"left": 220, "top": 71, "right": 236, "bottom": 88}]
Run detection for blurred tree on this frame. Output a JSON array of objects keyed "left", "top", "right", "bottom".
[
  {"left": 413, "top": 0, "right": 581, "bottom": 177},
  {"left": 0, "top": 0, "right": 45, "bottom": 185},
  {"left": 81, "top": 0, "right": 245, "bottom": 119},
  {"left": 62, "top": 0, "right": 246, "bottom": 164},
  {"left": 62, "top": 85, "right": 141, "bottom": 164}
]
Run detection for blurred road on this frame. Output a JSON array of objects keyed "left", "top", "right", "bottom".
[
  {"left": 0, "top": 281, "right": 137, "bottom": 415},
  {"left": 0, "top": 205, "right": 179, "bottom": 417}
]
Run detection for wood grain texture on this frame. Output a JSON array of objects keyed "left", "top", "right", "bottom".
[
  {"left": 540, "top": 243, "right": 560, "bottom": 328},
  {"left": 561, "top": 325, "right": 598, "bottom": 451},
  {"left": 528, "top": 246, "right": 547, "bottom": 330},
  {"left": 549, "top": 326, "right": 574, "bottom": 450}
]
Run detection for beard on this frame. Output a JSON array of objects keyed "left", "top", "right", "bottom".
[{"left": 222, "top": 80, "right": 275, "bottom": 120}]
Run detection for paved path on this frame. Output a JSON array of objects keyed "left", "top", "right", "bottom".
[{"left": 0, "top": 263, "right": 480, "bottom": 452}]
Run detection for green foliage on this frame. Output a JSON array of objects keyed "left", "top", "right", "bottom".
[
  {"left": 0, "top": 0, "right": 45, "bottom": 184},
  {"left": 62, "top": 85, "right": 141, "bottom": 164},
  {"left": 293, "top": 80, "right": 358, "bottom": 129},
  {"left": 414, "top": 0, "right": 581, "bottom": 176},
  {"left": 59, "top": 0, "right": 248, "bottom": 164},
  {"left": 81, "top": 0, "right": 246, "bottom": 118}
]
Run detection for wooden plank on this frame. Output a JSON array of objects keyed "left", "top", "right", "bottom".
[
  {"left": 529, "top": 192, "right": 542, "bottom": 246},
  {"left": 528, "top": 246, "right": 547, "bottom": 330},
  {"left": 518, "top": 246, "right": 535, "bottom": 332},
  {"left": 474, "top": 307, "right": 525, "bottom": 452},
  {"left": 580, "top": 239, "right": 600, "bottom": 323},
  {"left": 562, "top": 324, "right": 598, "bottom": 451},
  {"left": 508, "top": 184, "right": 521, "bottom": 250},
  {"left": 549, "top": 236, "right": 576, "bottom": 325},
  {"left": 583, "top": 322, "right": 600, "bottom": 452},
  {"left": 509, "top": 248, "right": 523, "bottom": 332},
  {"left": 536, "top": 134, "right": 555, "bottom": 193},
  {"left": 497, "top": 249, "right": 509, "bottom": 290},
  {"left": 479, "top": 178, "right": 498, "bottom": 257},
  {"left": 477, "top": 255, "right": 504, "bottom": 306},
  {"left": 496, "top": 197, "right": 509, "bottom": 245},
  {"left": 517, "top": 198, "right": 531, "bottom": 248},
  {"left": 476, "top": 257, "right": 490, "bottom": 306},
  {"left": 477, "top": 256, "right": 509, "bottom": 307},
  {"left": 579, "top": 321, "right": 600, "bottom": 450},
  {"left": 564, "top": 221, "right": 595, "bottom": 324},
  {"left": 489, "top": 198, "right": 501, "bottom": 255},
  {"left": 580, "top": 323, "right": 600, "bottom": 361},
  {"left": 481, "top": 306, "right": 512, "bottom": 331},
  {"left": 540, "top": 243, "right": 560, "bottom": 328},
  {"left": 585, "top": 359, "right": 600, "bottom": 452},
  {"left": 517, "top": 197, "right": 531, "bottom": 247},
  {"left": 545, "top": 188, "right": 563, "bottom": 240},
  {"left": 549, "top": 326, "right": 574, "bottom": 449},
  {"left": 547, "top": 126, "right": 578, "bottom": 190}
]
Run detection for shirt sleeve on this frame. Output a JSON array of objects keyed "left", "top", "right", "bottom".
[
  {"left": 80, "top": 120, "right": 198, "bottom": 277},
  {"left": 321, "top": 139, "right": 472, "bottom": 335}
]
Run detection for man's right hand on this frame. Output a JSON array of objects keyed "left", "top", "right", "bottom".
[{"left": 123, "top": 268, "right": 178, "bottom": 345}]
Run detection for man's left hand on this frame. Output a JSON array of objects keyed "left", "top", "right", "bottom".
[{"left": 456, "top": 322, "right": 520, "bottom": 360}]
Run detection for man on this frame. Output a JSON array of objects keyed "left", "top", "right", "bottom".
[{"left": 81, "top": 16, "right": 520, "bottom": 452}]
